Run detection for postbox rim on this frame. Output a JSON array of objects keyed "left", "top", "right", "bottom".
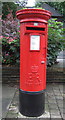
[
  {"left": 16, "top": 8, "right": 51, "bottom": 14},
  {"left": 16, "top": 8, "right": 51, "bottom": 21}
]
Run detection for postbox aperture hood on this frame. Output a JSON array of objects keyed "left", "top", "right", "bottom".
[{"left": 16, "top": 8, "right": 51, "bottom": 23}]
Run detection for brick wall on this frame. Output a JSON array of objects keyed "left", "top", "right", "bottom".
[{"left": 2, "top": 65, "right": 65, "bottom": 84}]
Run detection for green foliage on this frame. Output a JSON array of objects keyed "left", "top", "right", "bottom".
[
  {"left": 1, "top": 7, "right": 64, "bottom": 66},
  {"left": 2, "top": 2, "right": 17, "bottom": 19},
  {"left": 2, "top": 11, "right": 20, "bottom": 65},
  {"left": 2, "top": 18, "right": 64, "bottom": 66},
  {"left": 2, "top": 1, "right": 28, "bottom": 19},
  {"left": 35, "top": 1, "right": 65, "bottom": 17},
  {"left": 2, "top": 37, "right": 20, "bottom": 64},
  {"left": 47, "top": 18, "right": 65, "bottom": 66},
  {"left": 34, "top": 1, "right": 65, "bottom": 66},
  {"left": 15, "top": 0, "right": 28, "bottom": 7},
  {"left": 35, "top": 0, "right": 43, "bottom": 8},
  {"left": 46, "top": 2, "right": 65, "bottom": 16}
]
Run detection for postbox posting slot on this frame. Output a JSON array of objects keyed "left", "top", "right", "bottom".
[
  {"left": 25, "top": 25, "right": 46, "bottom": 34},
  {"left": 26, "top": 27, "right": 45, "bottom": 31}
]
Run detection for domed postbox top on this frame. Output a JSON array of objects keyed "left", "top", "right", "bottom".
[{"left": 16, "top": 8, "right": 51, "bottom": 23}]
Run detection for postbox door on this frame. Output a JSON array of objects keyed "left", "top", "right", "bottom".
[{"left": 20, "top": 33, "right": 47, "bottom": 92}]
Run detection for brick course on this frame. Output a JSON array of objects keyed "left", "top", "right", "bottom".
[{"left": 2, "top": 65, "right": 65, "bottom": 84}]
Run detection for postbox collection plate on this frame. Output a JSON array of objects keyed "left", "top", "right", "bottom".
[{"left": 30, "top": 35, "right": 40, "bottom": 50}]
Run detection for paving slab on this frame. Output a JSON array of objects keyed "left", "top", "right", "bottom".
[
  {"left": 39, "top": 118, "right": 51, "bottom": 120},
  {"left": 2, "top": 84, "right": 16, "bottom": 118},
  {"left": 51, "top": 114, "right": 61, "bottom": 119},
  {"left": 49, "top": 104, "right": 58, "bottom": 110},
  {"left": 51, "top": 118, "right": 63, "bottom": 120},
  {"left": 18, "top": 111, "right": 50, "bottom": 119},
  {"left": 2, "top": 83, "right": 64, "bottom": 120},
  {"left": 0, "top": 83, "right": 2, "bottom": 119},
  {"left": 48, "top": 99, "right": 57, "bottom": 104}
]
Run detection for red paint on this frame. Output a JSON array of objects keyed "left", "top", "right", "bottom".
[{"left": 16, "top": 9, "right": 51, "bottom": 92}]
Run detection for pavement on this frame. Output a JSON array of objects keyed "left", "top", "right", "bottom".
[
  {"left": 52, "top": 50, "right": 65, "bottom": 69},
  {"left": 2, "top": 84, "right": 17, "bottom": 118},
  {"left": 1, "top": 83, "right": 64, "bottom": 120},
  {"left": 1, "top": 50, "right": 65, "bottom": 120}
]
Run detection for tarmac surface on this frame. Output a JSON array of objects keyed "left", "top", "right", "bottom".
[{"left": 1, "top": 83, "right": 64, "bottom": 120}]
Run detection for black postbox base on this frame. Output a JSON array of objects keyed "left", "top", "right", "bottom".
[{"left": 19, "top": 89, "right": 45, "bottom": 117}]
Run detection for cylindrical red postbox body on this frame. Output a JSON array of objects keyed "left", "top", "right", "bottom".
[{"left": 16, "top": 9, "right": 51, "bottom": 117}]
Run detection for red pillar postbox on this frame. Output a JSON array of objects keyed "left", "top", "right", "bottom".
[{"left": 16, "top": 9, "right": 51, "bottom": 117}]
